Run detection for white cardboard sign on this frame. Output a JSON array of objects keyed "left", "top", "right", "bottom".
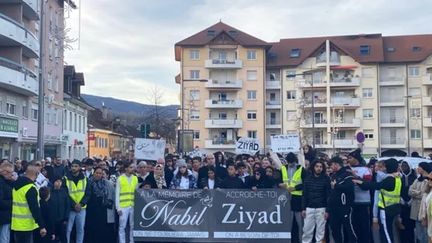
[
  {"left": 134, "top": 138, "right": 166, "bottom": 161},
  {"left": 271, "top": 133, "right": 301, "bottom": 153},
  {"left": 235, "top": 137, "right": 260, "bottom": 155}
]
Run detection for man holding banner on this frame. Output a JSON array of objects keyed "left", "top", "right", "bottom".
[{"left": 116, "top": 161, "right": 139, "bottom": 243}]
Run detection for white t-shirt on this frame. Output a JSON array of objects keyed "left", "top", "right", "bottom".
[
  {"left": 208, "top": 179, "right": 215, "bottom": 189},
  {"left": 179, "top": 177, "right": 189, "bottom": 190}
]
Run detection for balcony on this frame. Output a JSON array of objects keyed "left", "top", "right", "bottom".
[
  {"left": 205, "top": 79, "right": 242, "bottom": 89},
  {"left": 424, "top": 139, "right": 432, "bottom": 148},
  {"left": 0, "top": 13, "right": 39, "bottom": 58},
  {"left": 331, "top": 97, "right": 360, "bottom": 107},
  {"left": 205, "top": 139, "right": 236, "bottom": 149},
  {"left": 423, "top": 74, "right": 432, "bottom": 85},
  {"left": 381, "top": 137, "right": 407, "bottom": 148},
  {"left": 304, "top": 97, "right": 327, "bottom": 108},
  {"left": 205, "top": 59, "right": 242, "bottom": 69},
  {"left": 300, "top": 119, "right": 328, "bottom": 128},
  {"left": 336, "top": 118, "right": 361, "bottom": 128},
  {"left": 334, "top": 139, "right": 358, "bottom": 148},
  {"left": 424, "top": 117, "right": 432, "bottom": 127},
  {"left": 0, "top": 57, "right": 38, "bottom": 96},
  {"left": 423, "top": 97, "right": 432, "bottom": 106},
  {"left": 266, "top": 119, "right": 281, "bottom": 129},
  {"left": 330, "top": 77, "right": 361, "bottom": 87},
  {"left": 266, "top": 81, "right": 281, "bottom": 89},
  {"left": 205, "top": 99, "right": 243, "bottom": 109},
  {"left": 316, "top": 52, "right": 341, "bottom": 67},
  {"left": 296, "top": 79, "right": 327, "bottom": 89},
  {"left": 266, "top": 100, "right": 281, "bottom": 109},
  {"left": 380, "top": 117, "right": 406, "bottom": 127},
  {"left": 205, "top": 119, "right": 243, "bottom": 128},
  {"left": 380, "top": 98, "right": 405, "bottom": 107},
  {"left": 379, "top": 76, "right": 405, "bottom": 86},
  {"left": 23, "top": 0, "right": 40, "bottom": 20}
]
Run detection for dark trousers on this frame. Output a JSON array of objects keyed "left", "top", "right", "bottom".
[
  {"left": 329, "top": 207, "right": 357, "bottom": 243},
  {"left": 352, "top": 204, "right": 371, "bottom": 243},
  {"left": 378, "top": 209, "right": 396, "bottom": 243},
  {"left": 14, "top": 231, "right": 34, "bottom": 243},
  {"left": 54, "top": 221, "right": 67, "bottom": 243},
  {"left": 399, "top": 205, "right": 415, "bottom": 243}
]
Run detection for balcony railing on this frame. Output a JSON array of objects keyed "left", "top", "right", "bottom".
[
  {"left": 424, "top": 117, "right": 432, "bottom": 127},
  {"left": 381, "top": 137, "right": 406, "bottom": 145},
  {"left": 380, "top": 117, "right": 406, "bottom": 124},
  {"left": 336, "top": 118, "right": 361, "bottom": 127},
  {"left": 379, "top": 75, "right": 405, "bottom": 85},
  {"left": 23, "top": 0, "right": 39, "bottom": 20},
  {"left": 0, "top": 57, "right": 38, "bottom": 96},
  {"left": 205, "top": 59, "right": 242, "bottom": 69},
  {"left": 205, "top": 79, "right": 242, "bottom": 89},
  {"left": 205, "top": 99, "right": 243, "bottom": 108},
  {"left": 0, "top": 13, "right": 39, "bottom": 57},
  {"left": 423, "top": 74, "right": 432, "bottom": 85},
  {"left": 424, "top": 139, "right": 432, "bottom": 148},
  {"left": 266, "top": 81, "right": 281, "bottom": 89},
  {"left": 423, "top": 97, "right": 432, "bottom": 106},
  {"left": 205, "top": 119, "right": 243, "bottom": 128},
  {"left": 332, "top": 97, "right": 360, "bottom": 107},
  {"left": 330, "top": 77, "right": 361, "bottom": 86},
  {"left": 205, "top": 139, "right": 236, "bottom": 149}
]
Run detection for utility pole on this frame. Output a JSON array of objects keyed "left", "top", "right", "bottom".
[{"left": 36, "top": 0, "right": 45, "bottom": 160}]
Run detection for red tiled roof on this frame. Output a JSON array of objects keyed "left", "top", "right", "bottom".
[
  {"left": 175, "top": 21, "right": 270, "bottom": 48},
  {"left": 383, "top": 35, "right": 432, "bottom": 63}
]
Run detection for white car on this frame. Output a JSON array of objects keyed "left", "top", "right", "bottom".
[{"left": 377, "top": 157, "right": 432, "bottom": 169}]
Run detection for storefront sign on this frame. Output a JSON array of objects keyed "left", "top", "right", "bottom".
[
  {"left": 0, "top": 117, "right": 18, "bottom": 138},
  {"left": 134, "top": 189, "right": 291, "bottom": 242}
]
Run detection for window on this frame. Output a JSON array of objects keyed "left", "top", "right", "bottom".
[
  {"left": 78, "top": 115, "right": 81, "bottom": 131},
  {"left": 54, "top": 78, "right": 59, "bottom": 92},
  {"left": 412, "top": 46, "right": 422, "bottom": 52},
  {"left": 410, "top": 108, "right": 421, "bottom": 118},
  {"left": 364, "top": 130, "right": 374, "bottom": 139},
  {"left": 247, "top": 91, "right": 257, "bottom": 100},
  {"left": 193, "top": 131, "right": 200, "bottom": 140},
  {"left": 190, "top": 110, "right": 200, "bottom": 120},
  {"left": 360, "top": 45, "right": 370, "bottom": 56},
  {"left": 69, "top": 111, "right": 72, "bottom": 131},
  {"left": 31, "top": 104, "right": 38, "bottom": 120},
  {"left": 410, "top": 129, "right": 421, "bottom": 139},
  {"left": 286, "top": 111, "right": 296, "bottom": 121},
  {"left": 54, "top": 109, "right": 58, "bottom": 125},
  {"left": 387, "top": 47, "right": 395, "bottom": 52},
  {"left": 22, "top": 102, "right": 28, "bottom": 118},
  {"left": 363, "top": 109, "right": 373, "bottom": 118},
  {"left": 47, "top": 73, "right": 52, "bottom": 90},
  {"left": 190, "top": 70, "right": 200, "bottom": 79},
  {"left": 207, "top": 30, "right": 215, "bottom": 37},
  {"left": 362, "top": 67, "right": 374, "bottom": 78},
  {"left": 247, "top": 130, "right": 257, "bottom": 139},
  {"left": 247, "top": 110, "right": 257, "bottom": 120},
  {"left": 189, "top": 50, "right": 200, "bottom": 60},
  {"left": 74, "top": 114, "right": 77, "bottom": 132},
  {"left": 190, "top": 90, "right": 200, "bottom": 100},
  {"left": 46, "top": 113, "right": 51, "bottom": 124},
  {"left": 286, "top": 70, "right": 296, "bottom": 80},
  {"left": 0, "top": 98, "right": 2, "bottom": 113},
  {"left": 287, "top": 91, "right": 296, "bottom": 100},
  {"left": 247, "top": 70, "right": 257, "bottom": 81},
  {"left": 362, "top": 88, "right": 373, "bottom": 98},
  {"left": 6, "top": 102, "right": 16, "bottom": 115},
  {"left": 290, "top": 48, "right": 301, "bottom": 58},
  {"left": 408, "top": 67, "right": 420, "bottom": 77},
  {"left": 408, "top": 87, "right": 421, "bottom": 96},
  {"left": 247, "top": 50, "right": 256, "bottom": 60}
]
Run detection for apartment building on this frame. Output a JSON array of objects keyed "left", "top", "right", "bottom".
[
  {"left": 176, "top": 22, "right": 432, "bottom": 156},
  {"left": 175, "top": 22, "right": 271, "bottom": 153}
]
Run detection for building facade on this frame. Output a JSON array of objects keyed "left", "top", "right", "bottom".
[{"left": 176, "top": 22, "right": 432, "bottom": 157}]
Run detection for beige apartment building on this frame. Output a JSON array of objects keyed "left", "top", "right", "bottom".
[{"left": 175, "top": 22, "right": 432, "bottom": 157}]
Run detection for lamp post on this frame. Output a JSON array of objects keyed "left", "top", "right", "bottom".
[{"left": 36, "top": 0, "right": 45, "bottom": 160}]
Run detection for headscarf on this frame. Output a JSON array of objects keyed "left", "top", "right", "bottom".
[{"left": 90, "top": 176, "right": 111, "bottom": 207}]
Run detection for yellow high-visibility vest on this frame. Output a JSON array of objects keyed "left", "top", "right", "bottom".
[
  {"left": 378, "top": 176, "right": 401, "bottom": 209},
  {"left": 11, "top": 184, "right": 39, "bottom": 231},
  {"left": 65, "top": 177, "right": 87, "bottom": 209},
  {"left": 118, "top": 175, "right": 138, "bottom": 208},
  {"left": 281, "top": 166, "right": 303, "bottom": 196}
]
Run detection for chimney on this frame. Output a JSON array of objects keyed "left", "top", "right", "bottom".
[{"left": 101, "top": 104, "right": 108, "bottom": 120}]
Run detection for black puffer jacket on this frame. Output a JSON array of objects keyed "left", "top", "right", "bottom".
[
  {"left": 0, "top": 175, "right": 12, "bottom": 225},
  {"left": 328, "top": 167, "right": 355, "bottom": 212},
  {"left": 302, "top": 171, "right": 331, "bottom": 209}
]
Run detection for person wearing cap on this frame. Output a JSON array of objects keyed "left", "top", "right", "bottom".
[
  {"left": 278, "top": 152, "right": 307, "bottom": 243},
  {"left": 328, "top": 156, "right": 357, "bottom": 243},
  {"left": 353, "top": 158, "right": 402, "bottom": 243},
  {"left": 409, "top": 162, "right": 431, "bottom": 243},
  {"left": 347, "top": 148, "right": 372, "bottom": 243},
  {"left": 64, "top": 159, "right": 91, "bottom": 243}
]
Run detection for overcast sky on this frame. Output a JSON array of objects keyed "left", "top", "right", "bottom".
[{"left": 64, "top": 0, "right": 432, "bottom": 105}]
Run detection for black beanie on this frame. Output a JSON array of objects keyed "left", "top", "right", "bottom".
[
  {"left": 419, "top": 162, "right": 432, "bottom": 174},
  {"left": 384, "top": 158, "right": 399, "bottom": 173},
  {"left": 348, "top": 148, "right": 364, "bottom": 164},
  {"left": 330, "top": 156, "right": 344, "bottom": 166},
  {"left": 285, "top": 152, "right": 298, "bottom": 164},
  {"left": 71, "top": 159, "right": 81, "bottom": 166}
]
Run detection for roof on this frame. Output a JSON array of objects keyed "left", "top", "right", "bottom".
[
  {"left": 175, "top": 21, "right": 271, "bottom": 61},
  {"left": 74, "top": 73, "right": 85, "bottom": 85},
  {"left": 383, "top": 34, "right": 432, "bottom": 63},
  {"left": 267, "top": 34, "right": 385, "bottom": 67}
]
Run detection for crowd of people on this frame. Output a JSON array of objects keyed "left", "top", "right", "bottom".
[{"left": 0, "top": 148, "right": 432, "bottom": 243}]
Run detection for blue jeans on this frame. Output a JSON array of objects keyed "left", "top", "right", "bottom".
[
  {"left": 66, "top": 209, "right": 86, "bottom": 243},
  {"left": 0, "top": 224, "right": 10, "bottom": 243}
]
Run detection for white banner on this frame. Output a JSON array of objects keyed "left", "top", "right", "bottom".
[
  {"left": 270, "top": 133, "right": 300, "bottom": 153},
  {"left": 235, "top": 137, "right": 260, "bottom": 155},
  {"left": 134, "top": 138, "right": 166, "bottom": 160}
]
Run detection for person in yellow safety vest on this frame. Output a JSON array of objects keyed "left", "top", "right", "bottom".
[
  {"left": 116, "top": 161, "right": 138, "bottom": 243},
  {"left": 12, "top": 164, "right": 47, "bottom": 243},
  {"left": 64, "top": 159, "right": 90, "bottom": 243},
  {"left": 353, "top": 158, "right": 402, "bottom": 243},
  {"left": 278, "top": 152, "right": 307, "bottom": 243}
]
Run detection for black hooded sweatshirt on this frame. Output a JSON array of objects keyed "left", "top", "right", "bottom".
[
  {"left": 328, "top": 167, "right": 355, "bottom": 212},
  {"left": 13, "top": 176, "right": 45, "bottom": 229}
]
